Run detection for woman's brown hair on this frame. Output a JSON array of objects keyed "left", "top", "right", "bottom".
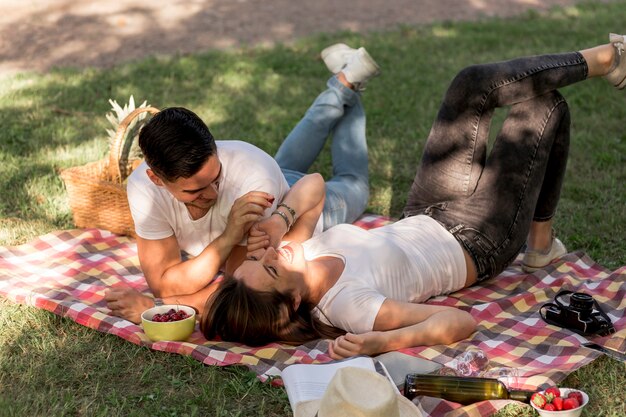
[{"left": 200, "top": 275, "right": 345, "bottom": 346}]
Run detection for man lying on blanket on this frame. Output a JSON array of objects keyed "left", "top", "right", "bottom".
[
  {"left": 105, "top": 43, "right": 381, "bottom": 323},
  {"left": 200, "top": 34, "right": 626, "bottom": 359}
]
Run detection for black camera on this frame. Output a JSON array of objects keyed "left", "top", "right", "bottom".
[{"left": 540, "top": 290, "right": 615, "bottom": 336}]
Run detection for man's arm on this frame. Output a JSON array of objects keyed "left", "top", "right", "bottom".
[
  {"left": 328, "top": 299, "right": 476, "bottom": 359},
  {"left": 105, "top": 281, "right": 221, "bottom": 324},
  {"left": 136, "top": 234, "right": 226, "bottom": 298},
  {"left": 140, "top": 191, "right": 273, "bottom": 298}
]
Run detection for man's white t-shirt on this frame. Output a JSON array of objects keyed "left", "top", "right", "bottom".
[
  {"left": 127, "top": 140, "right": 289, "bottom": 257},
  {"left": 302, "top": 215, "right": 466, "bottom": 334}
]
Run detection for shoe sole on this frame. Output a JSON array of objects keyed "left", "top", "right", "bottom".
[
  {"left": 606, "top": 67, "right": 626, "bottom": 89},
  {"left": 606, "top": 34, "right": 626, "bottom": 89},
  {"left": 522, "top": 263, "right": 554, "bottom": 273},
  {"left": 321, "top": 43, "right": 352, "bottom": 73}
]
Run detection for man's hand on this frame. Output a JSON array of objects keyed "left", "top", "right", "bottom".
[
  {"left": 327, "top": 332, "right": 388, "bottom": 359},
  {"left": 104, "top": 287, "right": 155, "bottom": 324},
  {"left": 223, "top": 191, "right": 273, "bottom": 246}
]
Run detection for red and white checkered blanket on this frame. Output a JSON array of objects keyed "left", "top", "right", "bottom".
[{"left": 1, "top": 214, "right": 624, "bottom": 417}]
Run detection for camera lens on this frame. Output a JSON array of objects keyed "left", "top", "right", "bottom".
[{"left": 570, "top": 293, "right": 593, "bottom": 312}]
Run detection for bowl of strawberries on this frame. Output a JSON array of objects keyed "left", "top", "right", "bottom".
[
  {"left": 141, "top": 304, "right": 196, "bottom": 342},
  {"left": 530, "top": 386, "right": 588, "bottom": 417}
]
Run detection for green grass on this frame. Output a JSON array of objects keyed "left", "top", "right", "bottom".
[{"left": 1, "top": 1, "right": 625, "bottom": 416}]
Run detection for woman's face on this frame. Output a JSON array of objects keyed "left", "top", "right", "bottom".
[{"left": 233, "top": 242, "right": 307, "bottom": 300}]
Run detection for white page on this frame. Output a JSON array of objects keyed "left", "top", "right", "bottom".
[{"left": 281, "top": 356, "right": 377, "bottom": 411}]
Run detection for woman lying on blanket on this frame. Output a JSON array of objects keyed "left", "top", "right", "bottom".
[{"left": 201, "top": 34, "right": 626, "bottom": 359}]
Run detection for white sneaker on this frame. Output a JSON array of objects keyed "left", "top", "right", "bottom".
[
  {"left": 522, "top": 237, "right": 568, "bottom": 273},
  {"left": 604, "top": 33, "right": 626, "bottom": 90},
  {"left": 342, "top": 47, "right": 381, "bottom": 91},
  {"left": 321, "top": 43, "right": 357, "bottom": 74}
]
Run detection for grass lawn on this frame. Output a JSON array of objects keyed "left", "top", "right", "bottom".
[{"left": 1, "top": 1, "right": 625, "bottom": 416}]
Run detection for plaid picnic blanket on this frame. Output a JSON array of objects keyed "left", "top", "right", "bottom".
[{"left": 0, "top": 214, "right": 624, "bottom": 417}]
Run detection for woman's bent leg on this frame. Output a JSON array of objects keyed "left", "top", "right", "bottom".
[
  {"left": 404, "top": 52, "right": 587, "bottom": 215},
  {"left": 433, "top": 92, "right": 571, "bottom": 280}
]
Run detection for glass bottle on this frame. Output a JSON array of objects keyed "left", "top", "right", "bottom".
[{"left": 404, "top": 374, "right": 535, "bottom": 405}]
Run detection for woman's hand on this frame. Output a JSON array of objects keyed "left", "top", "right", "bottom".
[
  {"left": 327, "top": 332, "right": 388, "bottom": 359},
  {"left": 246, "top": 223, "right": 270, "bottom": 253},
  {"left": 246, "top": 216, "right": 288, "bottom": 257}
]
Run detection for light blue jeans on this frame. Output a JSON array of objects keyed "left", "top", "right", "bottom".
[{"left": 275, "top": 76, "right": 369, "bottom": 229}]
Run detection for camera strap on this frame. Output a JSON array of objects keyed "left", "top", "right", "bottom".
[{"left": 539, "top": 290, "right": 616, "bottom": 336}]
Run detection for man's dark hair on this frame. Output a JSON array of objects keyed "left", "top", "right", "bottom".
[{"left": 139, "top": 107, "right": 217, "bottom": 182}]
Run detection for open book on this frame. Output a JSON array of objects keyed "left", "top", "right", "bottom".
[{"left": 280, "top": 356, "right": 398, "bottom": 415}]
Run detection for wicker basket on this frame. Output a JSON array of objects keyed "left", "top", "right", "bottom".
[{"left": 60, "top": 106, "right": 160, "bottom": 236}]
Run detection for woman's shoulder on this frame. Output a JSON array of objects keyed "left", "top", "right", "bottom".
[{"left": 316, "top": 277, "right": 387, "bottom": 333}]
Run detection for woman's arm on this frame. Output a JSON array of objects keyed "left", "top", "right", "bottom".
[
  {"left": 246, "top": 173, "right": 325, "bottom": 256},
  {"left": 328, "top": 299, "right": 476, "bottom": 359}
]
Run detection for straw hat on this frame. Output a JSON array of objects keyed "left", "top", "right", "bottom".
[{"left": 295, "top": 367, "right": 424, "bottom": 417}]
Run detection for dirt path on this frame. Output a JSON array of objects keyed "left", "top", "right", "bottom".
[{"left": 0, "top": 0, "right": 613, "bottom": 75}]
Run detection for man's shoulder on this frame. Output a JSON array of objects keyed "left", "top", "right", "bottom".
[
  {"left": 127, "top": 161, "right": 150, "bottom": 186},
  {"left": 216, "top": 139, "right": 264, "bottom": 153},
  {"left": 127, "top": 161, "right": 168, "bottom": 200},
  {"left": 217, "top": 140, "right": 280, "bottom": 172}
]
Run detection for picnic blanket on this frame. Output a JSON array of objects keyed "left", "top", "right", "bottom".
[{"left": 1, "top": 214, "right": 624, "bottom": 417}]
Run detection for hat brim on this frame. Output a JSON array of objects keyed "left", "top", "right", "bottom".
[
  {"left": 294, "top": 395, "right": 424, "bottom": 417},
  {"left": 294, "top": 399, "right": 320, "bottom": 417},
  {"left": 397, "top": 395, "right": 425, "bottom": 417}
]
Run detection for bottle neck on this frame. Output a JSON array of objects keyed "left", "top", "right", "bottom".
[{"left": 508, "top": 389, "right": 535, "bottom": 403}]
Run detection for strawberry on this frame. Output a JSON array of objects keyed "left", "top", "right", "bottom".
[
  {"left": 552, "top": 396, "right": 564, "bottom": 411},
  {"left": 531, "top": 392, "right": 547, "bottom": 409},
  {"left": 567, "top": 390, "right": 584, "bottom": 405},
  {"left": 544, "top": 403, "right": 556, "bottom": 411},
  {"left": 545, "top": 386, "right": 560, "bottom": 399},
  {"left": 563, "top": 397, "right": 580, "bottom": 410}
]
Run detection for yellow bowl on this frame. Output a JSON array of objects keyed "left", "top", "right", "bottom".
[{"left": 141, "top": 304, "right": 196, "bottom": 342}]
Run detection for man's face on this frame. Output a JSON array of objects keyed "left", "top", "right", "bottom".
[{"left": 148, "top": 155, "right": 222, "bottom": 210}]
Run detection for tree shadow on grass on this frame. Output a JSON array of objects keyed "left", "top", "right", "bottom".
[{"left": 1, "top": 3, "right": 625, "bottom": 260}]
